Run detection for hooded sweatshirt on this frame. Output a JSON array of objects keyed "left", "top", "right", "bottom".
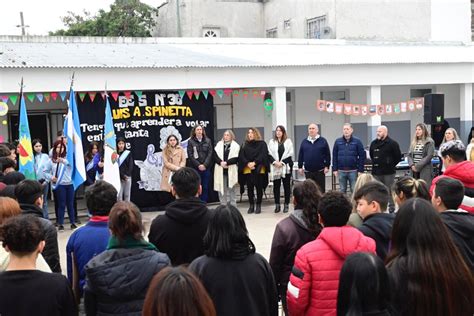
[
  {"left": 440, "top": 210, "right": 474, "bottom": 272},
  {"left": 358, "top": 213, "right": 395, "bottom": 260},
  {"left": 148, "top": 197, "right": 213, "bottom": 265},
  {"left": 287, "top": 226, "right": 376, "bottom": 316}
]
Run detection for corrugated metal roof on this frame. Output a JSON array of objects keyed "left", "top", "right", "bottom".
[{"left": 0, "top": 36, "right": 473, "bottom": 69}]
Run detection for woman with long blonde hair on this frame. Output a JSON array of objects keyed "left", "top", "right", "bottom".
[
  {"left": 161, "top": 135, "right": 186, "bottom": 193},
  {"left": 213, "top": 130, "right": 240, "bottom": 207},
  {"left": 408, "top": 123, "right": 435, "bottom": 187}
]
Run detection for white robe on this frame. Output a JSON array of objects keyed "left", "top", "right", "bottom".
[
  {"left": 214, "top": 140, "right": 240, "bottom": 195},
  {"left": 268, "top": 138, "right": 294, "bottom": 180}
]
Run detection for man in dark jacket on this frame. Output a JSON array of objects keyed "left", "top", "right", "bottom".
[
  {"left": 355, "top": 181, "right": 394, "bottom": 260},
  {"left": 298, "top": 123, "right": 331, "bottom": 192},
  {"left": 148, "top": 167, "right": 213, "bottom": 265},
  {"left": 432, "top": 177, "right": 474, "bottom": 271},
  {"left": 369, "top": 125, "right": 402, "bottom": 212},
  {"left": 15, "top": 179, "right": 61, "bottom": 273},
  {"left": 332, "top": 123, "right": 366, "bottom": 194}
]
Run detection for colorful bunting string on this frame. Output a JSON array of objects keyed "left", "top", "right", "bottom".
[
  {"left": 44, "top": 93, "right": 50, "bottom": 102},
  {"left": 88, "top": 92, "right": 97, "bottom": 102},
  {"left": 59, "top": 92, "right": 67, "bottom": 101},
  {"left": 316, "top": 98, "right": 424, "bottom": 116}
]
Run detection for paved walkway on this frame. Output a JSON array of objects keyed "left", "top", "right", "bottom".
[{"left": 56, "top": 200, "right": 290, "bottom": 274}]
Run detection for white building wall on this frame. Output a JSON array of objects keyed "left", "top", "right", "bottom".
[
  {"left": 431, "top": 0, "right": 472, "bottom": 42},
  {"left": 155, "top": 0, "right": 264, "bottom": 37}
]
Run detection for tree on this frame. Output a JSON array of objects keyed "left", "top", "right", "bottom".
[{"left": 50, "top": 0, "right": 158, "bottom": 37}]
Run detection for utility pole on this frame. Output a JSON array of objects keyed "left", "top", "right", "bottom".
[{"left": 16, "top": 12, "right": 29, "bottom": 36}]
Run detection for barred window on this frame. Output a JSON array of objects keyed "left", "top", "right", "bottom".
[{"left": 306, "top": 15, "right": 326, "bottom": 39}]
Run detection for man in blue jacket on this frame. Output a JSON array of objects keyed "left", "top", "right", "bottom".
[
  {"left": 332, "top": 123, "right": 366, "bottom": 194},
  {"left": 298, "top": 123, "right": 331, "bottom": 192}
]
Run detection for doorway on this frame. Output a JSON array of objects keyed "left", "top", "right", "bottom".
[{"left": 9, "top": 113, "right": 51, "bottom": 152}]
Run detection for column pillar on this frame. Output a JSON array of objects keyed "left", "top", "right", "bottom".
[
  {"left": 367, "top": 85, "right": 382, "bottom": 144},
  {"left": 460, "top": 83, "right": 473, "bottom": 140},
  {"left": 264, "top": 87, "right": 287, "bottom": 140}
]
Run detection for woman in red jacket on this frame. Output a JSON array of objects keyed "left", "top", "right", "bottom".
[{"left": 287, "top": 191, "right": 376, "bottom": 316}]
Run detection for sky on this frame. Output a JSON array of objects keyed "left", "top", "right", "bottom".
[{"left": 0, "top": 0, "right": 165, "bottom": 36}]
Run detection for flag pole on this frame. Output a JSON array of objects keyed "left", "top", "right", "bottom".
[{"left": 56, "top": 73, "right": 75, "bottom": 179}]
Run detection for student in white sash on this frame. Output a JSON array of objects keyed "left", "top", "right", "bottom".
[
  {"left": 268, "top": 125, "right": 294, "bottom": 213},
  {"left": 213, "top": 130, "right": 240, "bottom": 207},
  {"left": 117, "top": 137, "right": 133, "bottom": 201},
  {"left": 32, "top": 139, "right": 51, "bottom": 219},
  {"left": 84, "top": 142, "right": 102, "bottom": 186},
  {"left": 44, "top": 140, "right": 76, "bottom": 231},
  {"left": 160, "top": 135, "right": 186, "bottom": 193}
]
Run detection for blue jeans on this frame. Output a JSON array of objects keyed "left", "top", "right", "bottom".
[
  {"left": 55, "top": 184, "right": 75, "bottom": 225},
  {"left": 338, "top": 171, "right": 358, "bottom": 194},
  {"left": 198, "top": 169, "right": 210, "bottom": 202}
]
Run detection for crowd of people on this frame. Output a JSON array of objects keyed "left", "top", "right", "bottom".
[{"left": 0, "top": 123, "right": 473, "bottom": 316}]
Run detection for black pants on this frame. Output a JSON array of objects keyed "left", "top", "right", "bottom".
[
  {"left": 246, "top": 173, "right": 265, "bottom": 204},
  {"left": 273, "top": 175, "right": 291, "bottom": 205},
  {"left": 305, "top": 170, "right": 326, "bottom": 193}
]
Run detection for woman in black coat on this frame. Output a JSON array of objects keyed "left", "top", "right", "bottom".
[
  {"left": 187, "top": 125, "right": 213, "bottom": 202},
  {"left": 189, "top": 205, "right": 278, "bottom": 316},
  {"left": 84, "top": 201, "right": 170, "bottom": 316},
  {"left": 238, "top": 127, "right": 270, "bottom": 214}
]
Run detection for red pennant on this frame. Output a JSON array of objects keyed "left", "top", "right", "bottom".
[
  {"left": 44, "top": 93, "right": 51, "bottom": 102},
  {"left": 242, "top": 90, "right": 249, "bottom": 98},
  {"left": 111, "top": 92, "right": 119, "bottom": 101},
  {"left": 51, "top": 92, "right": 58, "bottom": 101},
  {"left": 223, "top": 89, "right": 232, "bottom": 96},
  {"left": 209, "top": 90, "right": 217, "bottom": 97},
  {"left": 124, "top": 91, "right": 132, "bottom": 99},
  {"left": 193, "top": 90, "right": 201, "bottom": 99},
  {"left": 88, "top": 92, "right": 97, "bottom": 102},
  {"left": 186, "top": 91, "right": 194, "bottom": 100},
  {"left": 252, "top": 90, "right": 259, "bottom": 98}
]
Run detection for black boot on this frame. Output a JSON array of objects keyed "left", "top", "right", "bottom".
[
  {"left": 274, "top": 204, "right": 281, "bottom": 213},
  {"left": 255, "top": 204, "right": 262, "bottom": 214},
  {"left": 283, "top": 204, "right": 289, "bottom": 213},
  {"left": 247, "top": 203, "right": 255, "bottom": 214}
]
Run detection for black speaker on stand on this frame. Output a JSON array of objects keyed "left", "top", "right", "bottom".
[{"left": 424, "top": 94, "right": 444, "bottom": 125}]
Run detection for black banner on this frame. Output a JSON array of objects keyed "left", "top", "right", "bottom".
[{"left": 77, "top": 91, "right": 214, "bottom": 210}]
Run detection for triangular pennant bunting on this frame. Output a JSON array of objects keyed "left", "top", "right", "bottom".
[
  {"left": 261, "top": 90, "right": 266, "bottom": 98},
  {"left": 217, "top": 90, "right": 224, "bottom": 98},
  {"left": 124, "top": 91, "right": 132, "bottom": 99},
  {"left": 26, "top": 93, "right": 35, "bottom": 103},
  {"left": 135, "top": 91, "right": 143, "bottom": 98},
  {"left": 186, "top": 91, "right": 194, "bottom": 100},
  {"left": 202, "top": 90, "right": 209, "bottom": 99},
  {"left": 209, "top": 90, "right": 216, "bottom": 97},
  {"left": 233, "top": 90, "right": 240, "bottom": 97},
  {"left": 223, "top": 89, "right": 232, "bottom": 97},
  {"left": 78, "top": 93, "right": 87, "bottom": 102},
  {"left": 36, "top": 93, "right": 44, "bottom": 102},
  {"left": 51, "top": 92, "right": 58, "bottom": 101},
  {"left": 178, "top": 90, "right": 185, "bottom": 99},
  {"left": 193, "top": 91, "right": 201, "bottom": 99},
  {"left": 100, "top": 92, "right": 107, "bottom": 100},
  {"left": 242, "top": 90, "right": 249, "bottom": 98},
  {"left": 88, "top": 92, "right": 97, "bottom": 102},
  {"left": 111, "top": 92, "right": 119, "bottom": 102},
  {"left": 9, "top": 95, "right": 18, "bottom": 105},
  {"left": 0, "top": 96, "right": 8, "bottom": 103},
  {"left": 59, "top": 92, "right": 67, "bottom": 101},
  {"left": 44, "top": 93, "right": 51, "bottom": 102},
  {"left": 252, "top": 90, "right": 259, "bottom": 98}
]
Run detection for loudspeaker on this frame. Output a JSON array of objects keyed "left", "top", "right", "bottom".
[{"left": 424, "top": 94, "right": 444, "bottom": 125}]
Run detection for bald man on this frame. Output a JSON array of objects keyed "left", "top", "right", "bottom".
[
  {"left": 298, "top": 123, "right": 331, "bottom": 192},
  {"left": 369, "top": 125, "right": 402, "bottom": 212}
]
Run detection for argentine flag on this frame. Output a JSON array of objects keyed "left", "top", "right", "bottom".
[
  {"left": 64, "top": 88, "right": 86, "bottom": 190},
  {"left": 103, "top": 95, "right": 121, "bottom": 192},
  {"left": 18, "top": 94, "right": 36, "bottom": 180}
]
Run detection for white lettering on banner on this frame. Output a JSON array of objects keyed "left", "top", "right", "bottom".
[
  {"left": 185, "top": 120, "right": 210, "bottom": 128},
  {"left": 80, "top": 123, "right": 104, "bottom": 133}
]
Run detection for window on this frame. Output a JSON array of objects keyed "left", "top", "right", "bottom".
[
  {"left": 202, "top": 28, "right": 220, "bottom": 37},
  {"left": 266, "top": 27, "right": 278, "bottom": 38},
  {"left": 320, "top": 90, "right": 347, "bottom": 101},
  {"left": 410, "top": 88, "right": 432, "bottom": 98},
  {"left": 306, "top": 15, "right": 326, "bottom": 39}
]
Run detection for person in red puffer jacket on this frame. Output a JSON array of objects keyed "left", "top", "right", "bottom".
[
  {"left": 287, "top": 191, "right": 376, "bottom": 316},
  {"left": 430, "top": 140, "right": 474, "bottom": 213}
]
